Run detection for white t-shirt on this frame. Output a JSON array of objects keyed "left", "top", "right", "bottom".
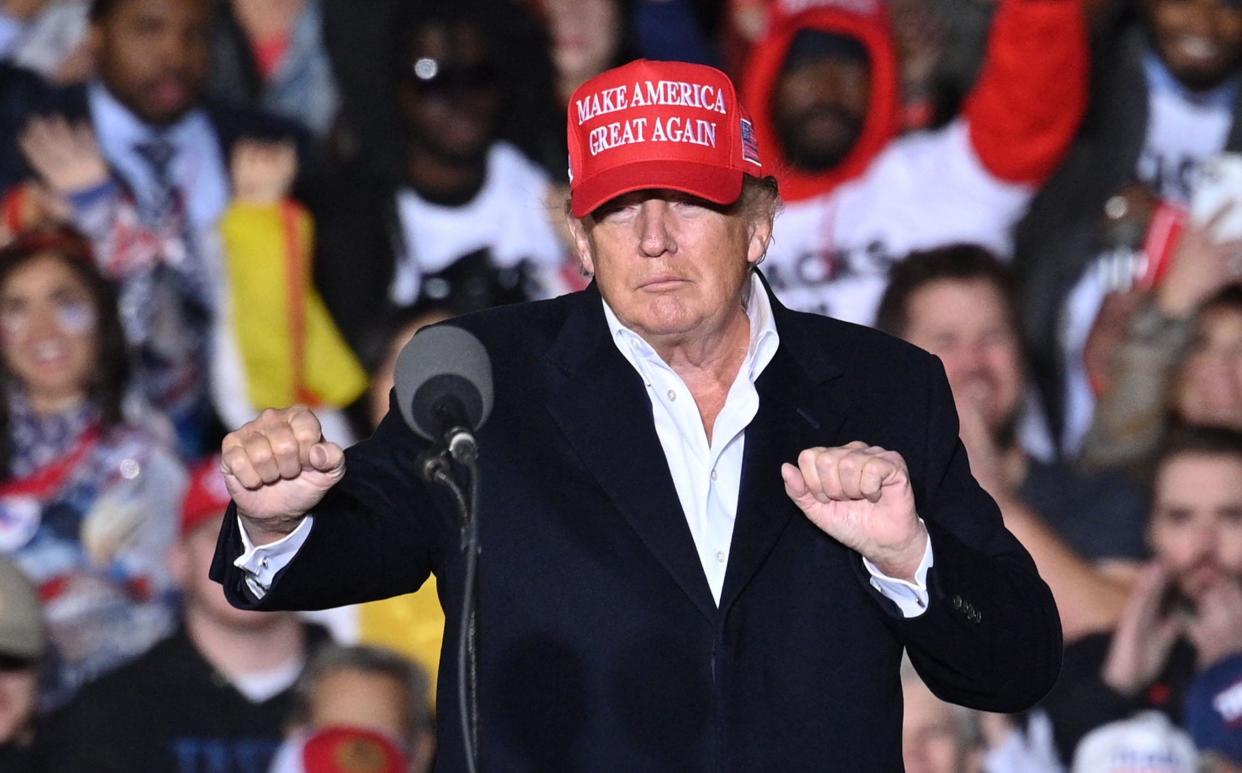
[
  {"left": 762, "top": 119, "right": 1031, "bottom": 326},
  {"left": 389, "top": 142, "right": 565, "bottom": 305}
]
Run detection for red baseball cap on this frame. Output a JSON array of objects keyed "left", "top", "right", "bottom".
[
  {"left": 567, "top": 59, "right": 765, "bottom": 218},
  {"left": 181, "top": 455, "right": 233, "bottom": 537}
]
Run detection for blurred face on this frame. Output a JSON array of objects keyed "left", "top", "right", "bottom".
[
  {"left": 173, "top": 517, "right": 287, "bottom": 631},
  {"left": 545, "top": 0, "right": 622, "bottom": 93},
  {"left": 0, "top": 666, "right": 38, "bottom": 745},
  {"left": 1147, "top": 0, "right": 1242, "bottom": 91},
  {"left": 310, "top": 668, "right": 411, "bottom": 743},
  {"left": 903, "top": 677, "right": 968, "bottom": 773},
  {"left": 1149, "top": 452, "right": 1242, "bottom": 601},
  {"left": 399, "top": 22, "right": 501, "bottom": 163},
  {"left": 91, "top": 0, "right": 214, "bottom": 126},
  {"left": 773, "top": 55, "right": 870, "bottom": 172},
  {"left": 569, "top": 190, "right": 772, "bottom": 348},
  {"left": 1176, "top": 307, "right": 1242, "bottom": 430},
  {"left": 900, "top": 279, "right": 1023, "bottom": 435},
  {"left": 0, "top": 254, "right": 98, "bottom": 413},
  {"left": 369, "top": 312, "right": 450, "bottom": 430}
]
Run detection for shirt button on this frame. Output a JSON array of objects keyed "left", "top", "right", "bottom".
[
  {"left": 710, "top": 469, "right": 718, "bottom": 481},
  {"left": 666, "top": 389, "right": 676, "bottom": 401},
  {"left": 260, "top": 557, "right": 269, "bottom": 569},
  {"left": 716, "top": 551, "right": 726, "bottom": 563}
]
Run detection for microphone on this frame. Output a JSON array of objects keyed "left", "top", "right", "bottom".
[{"left": 394, "top": 325, "right": 493, "bottom": 464}]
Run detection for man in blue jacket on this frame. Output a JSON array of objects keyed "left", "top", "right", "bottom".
[{"left": 212, "top": 59, "right": 1061, "bottom": 771}]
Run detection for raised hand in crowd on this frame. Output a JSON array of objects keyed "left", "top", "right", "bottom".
[
  {"left": 1156, "top": 202, "right": 1242, "bottom": 318},
  {"left": 229, "top": 139, "right": 298, "bottom": 206},
  {"left": 1101, "top": 563, "right": 1186, "bottom": 697},
  {"left": 17, "top": 116, "right": 109, "bottom": 196},
  {"left": 220, "top": 406, "right": 345, "bottom": 544},
  {"left": 1185, "top": 576, "right": 1242, "bottom": 671}
]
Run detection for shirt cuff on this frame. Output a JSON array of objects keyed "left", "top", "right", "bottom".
[
  {"left": 863, "top": 523, "right": 933, "bottom": 618},
  {"left": 232, "top": 515, "right": 314, "bottom": 598}
]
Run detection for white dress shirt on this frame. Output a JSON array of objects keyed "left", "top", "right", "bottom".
[{"left": 237, "top": 274, "right": 932, "bottom": 615}]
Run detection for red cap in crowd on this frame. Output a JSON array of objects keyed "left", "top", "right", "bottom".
[
  {"left": 181, "top": 455, "right": 233, "bottom": 537},
  {"left": 300, "top": 727, "right": 406, "bottom": 773},
  {"left": 567, "top": 59, "right": 765, "bottom": 218}
]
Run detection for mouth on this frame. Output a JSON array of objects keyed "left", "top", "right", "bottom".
[
  {"left": 29, "top": 340, "right": 70, "bottom": 367},
  {"left": 1173, "top": 35, "right": 1223, "bottom": 65},
  {"left": 639, "top": 276, "right": 689, "bottom": 291},
  {"left": 148, "top": 77, "right": 190, "bottom": 112}
]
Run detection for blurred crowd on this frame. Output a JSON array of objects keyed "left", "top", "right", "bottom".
[{"left": 0, "top": 0, "right": 1240, "bottom": 770}]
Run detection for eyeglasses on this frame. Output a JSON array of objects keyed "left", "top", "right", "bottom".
[{"left": 407, "top": 57, "right": 499, "bottom": 94}]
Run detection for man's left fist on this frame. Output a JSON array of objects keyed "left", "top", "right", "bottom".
[{"left": 781, "top": 441, "right": 928, "bottom": 581}]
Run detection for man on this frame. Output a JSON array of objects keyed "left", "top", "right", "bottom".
[
  {"left": 212, "top": 60, "right": 1060, "bottom": 770},
  {"left": 45, "top": 458, "right": 327, "bottom": 772},
  {"left": 270, "top": 644, "right": 435, "bottom": 773},
  {"left": 1017, "top": 0, "right": 1242, "bottom": 455},
  {"left": 1038, "top": 427, "right": 1242, "bottom": 763},
  {"left": 738, "top": 0, "right": 1087, "bottom": 324},
  {"left": 306, "top": 0, "right": 565, "bottom": 368},
  {"left": 8, "top": 0, "right": 308, "bottom": 456},
  {"left": 876, "top": 245, "right": 1147, "bottom": 639}
]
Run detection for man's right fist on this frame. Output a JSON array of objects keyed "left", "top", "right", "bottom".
[{"left": 220, "top": 407, "right": 346, "bottom": 544}]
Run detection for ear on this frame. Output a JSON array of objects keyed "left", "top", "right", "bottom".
[
  {"left": 566, "top": 214, "right": 596, "bottom": 276},
  {"left": 745, "top": 210, "right": 775, "bottom": 268}
]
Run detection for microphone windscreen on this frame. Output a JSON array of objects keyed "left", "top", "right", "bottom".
[{"left": 394, "top": 325, "right": 493, "bottom": 440}]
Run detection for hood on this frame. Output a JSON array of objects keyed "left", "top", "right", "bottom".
[{"left": 741, "top": 0, "right": 900, "bottom": 202}]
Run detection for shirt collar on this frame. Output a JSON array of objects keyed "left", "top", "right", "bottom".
[
  {"left": 601, "top": 271, "right": 780, "bottom": 382},
  {"left": 87, "top": 81, "right": 211, "bottom": 154},
  {"left": 1143, "top": 50, "right": 1240, "bottom": 109}
]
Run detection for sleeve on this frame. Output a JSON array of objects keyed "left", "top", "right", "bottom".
[
  {"left": 963, "top": 0, "right": 1089, "bottom": 184},
  {"left": 210, "top": 400, "right": 450, "bottom": 612},
  {"left": 1079, "top": 297, "right": 1192, "bottom": 473},
  {"left": 877, "top": 353, "right": 1064, "bottom": 713}
]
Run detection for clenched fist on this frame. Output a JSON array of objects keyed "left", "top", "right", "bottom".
[
  {"left": 220, "top": 406, "right": 345, "bottom": 544},
  {"left": 781, "top": 441, "right": 928, "bottom": 581}
]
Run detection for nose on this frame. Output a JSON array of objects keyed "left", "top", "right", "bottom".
[{"left": 636, "top": 200, "right": 676, "bottom": 258}]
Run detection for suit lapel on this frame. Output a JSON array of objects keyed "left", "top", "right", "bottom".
[
  {"left": 719, "top": 286, "right": 848, "bottom": 613},
  {"left": 542, "top": 286, "right": 718, "bottom": 621}
]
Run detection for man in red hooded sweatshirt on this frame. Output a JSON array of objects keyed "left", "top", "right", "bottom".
[{"left": 742, "top": 0, "right": 1088, "bottom": 325}]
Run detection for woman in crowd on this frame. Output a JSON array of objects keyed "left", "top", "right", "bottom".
[{"left": 0, "top": 226, "right": 184, "bottom": 710}]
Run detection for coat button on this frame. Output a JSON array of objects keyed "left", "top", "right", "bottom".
[{"left": 951, "top": 595, "right": 963, "bottom": 610}]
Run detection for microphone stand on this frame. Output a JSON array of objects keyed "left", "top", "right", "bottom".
[{"left": 419, "top": 437, "right": 482, "bottom": 773}]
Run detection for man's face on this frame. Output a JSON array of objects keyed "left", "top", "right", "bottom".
[
  {"left": 1147, "top": 0, "right": 1242, "bottom": 91},
  {"left": 1149, "top": 452, "right": 1242, "bottom": 602},
  {"left": 398, "top": 22, "right": 501, "bottom": 163},
  {"left": 310, "top": 668, "right": 412, "bottom": 744},
  {"left": 91, "top": 0, "right": 214, "bottom": 126},
  {"left": 568, "top": 189, "right": 772, "bottom": 346},
  {"left": 900, "top": 278, "right": 1024, "bottom": 435},
  {"left": 772, "top": 55, "right": 870, "bottom": 173},
  {"left": 902, "top": 676, "right": 969, "bottom": 773},
  {"left": 1176, "top": 307, "right": 1242, "bottom": 430}
]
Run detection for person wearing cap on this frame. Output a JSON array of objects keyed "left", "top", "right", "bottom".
[
  {"left": 212, "top": 59, "right": 1061, "bottom": 770},
  {"left": 0, "top": 553, "right": 47, "bottom": 771},
  {"left": 44, "top": 457, "right": 330, "bottom": 772},
  {"left": 738, "top": 0, "right": 1087, "bottom": 328}
]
